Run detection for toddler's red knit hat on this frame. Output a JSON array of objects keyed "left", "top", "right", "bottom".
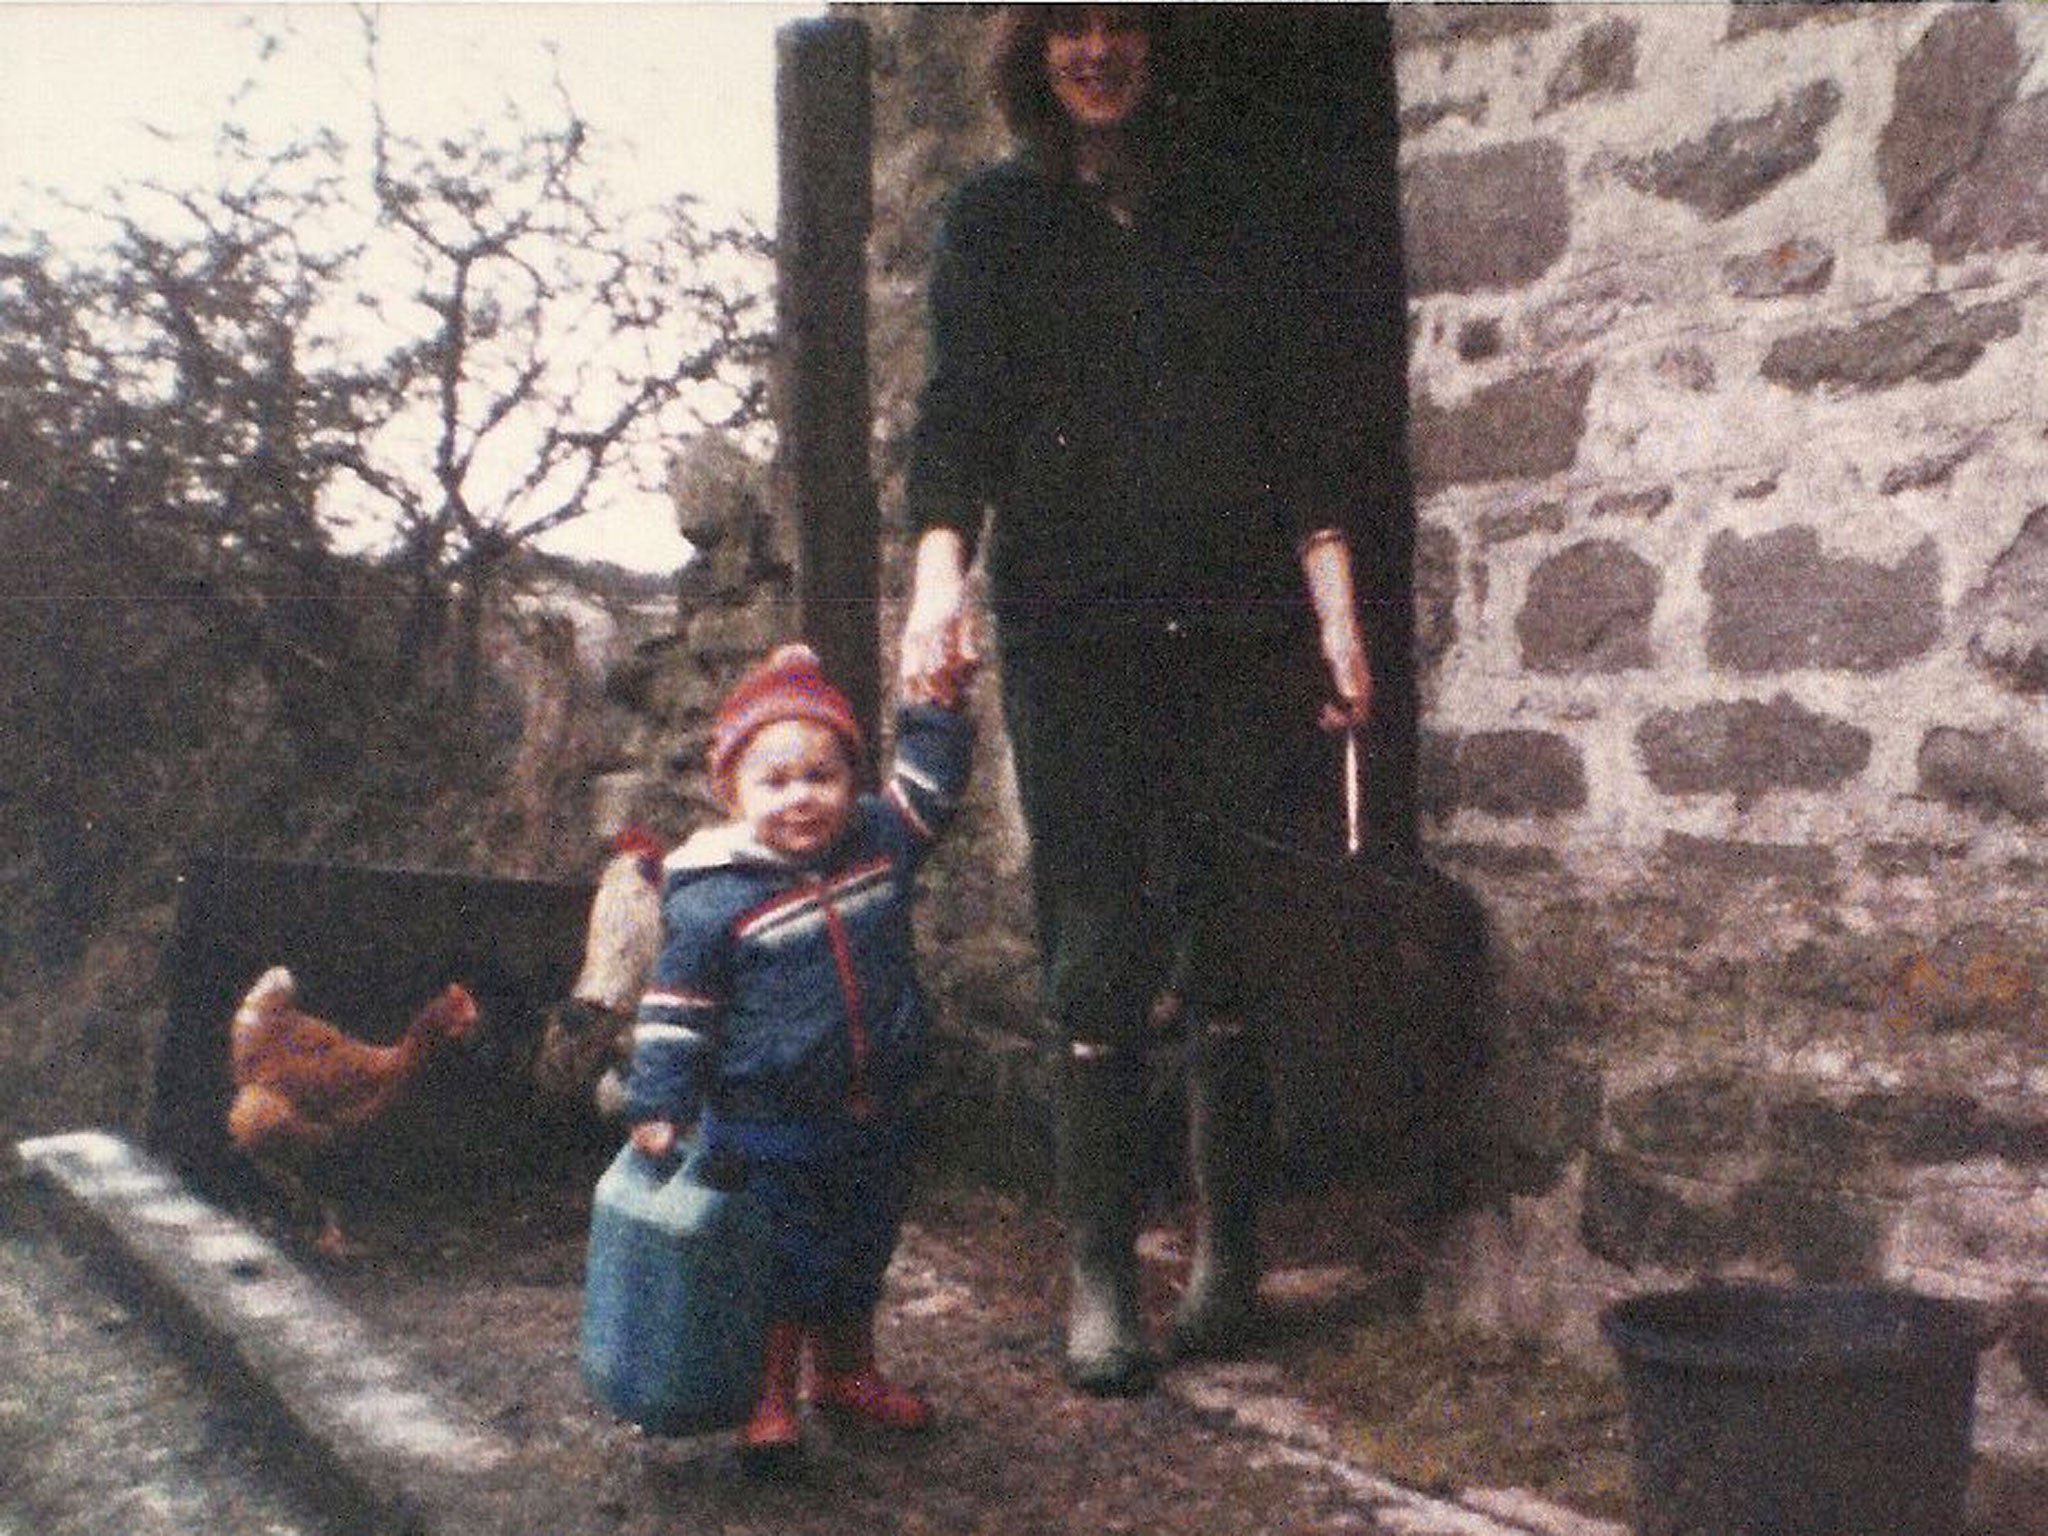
[{"left": 708, "top": 643, "right": 863, "bottom": 789}]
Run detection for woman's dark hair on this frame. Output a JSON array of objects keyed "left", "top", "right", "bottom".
[{"left": 989, "top": 5, "right": 1174, "bottom": 176}]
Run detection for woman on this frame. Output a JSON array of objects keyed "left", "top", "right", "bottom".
[{"left": 898, "top": 4, "right": 1373, "bottom": 1397}]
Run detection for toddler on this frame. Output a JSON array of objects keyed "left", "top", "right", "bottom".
[{"left": 624, "top": 642, "right": 973, "bottom": 1467}]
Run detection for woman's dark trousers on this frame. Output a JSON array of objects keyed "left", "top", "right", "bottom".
[{"left": 999, "top": 619, "right": 1323, "bottom": 1392}]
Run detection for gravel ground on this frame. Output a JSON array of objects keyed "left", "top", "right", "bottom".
[
  {"left": 21, "top": 1134, "right": 2037, "bottom": 1536},
  {"left": 305, "top": 1151, "right": 1628, "bottom": 1536}
]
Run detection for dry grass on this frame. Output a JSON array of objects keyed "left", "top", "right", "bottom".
[{"left": 1290, "top": 1309, "right": 1633, "bottom": 1519}]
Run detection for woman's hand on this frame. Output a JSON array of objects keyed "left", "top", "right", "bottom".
[
  {"left": 630, "top": 1119, "right": 678, "bottom": 1158},
  {"left": 899, "top": 528, "right": 980, "bottom": 706},
  {"left": 1318, "top": 614, "right": 1373, "bottom": 732},
  {"left": 1301, "top": 527, "right": 1372, "bottom": 730}
]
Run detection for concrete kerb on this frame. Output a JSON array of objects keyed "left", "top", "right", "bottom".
[
  {"left": 13, "top": 1129, "right": 512, "bottom": 1536},
  {"left": 16, "top": 1128, "right": 1624, "bottom": 1536}
]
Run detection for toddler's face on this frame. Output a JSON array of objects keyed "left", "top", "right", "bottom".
[{"left": 730, "top": 719, "right": 854, "bottom": 861}]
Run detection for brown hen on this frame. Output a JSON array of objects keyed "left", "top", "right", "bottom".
[{"left": 225, "top": 965, "right": 479, "bottom": 1256}]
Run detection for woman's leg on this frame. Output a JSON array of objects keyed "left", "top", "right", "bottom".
[
  {"left": 1052, "top": 1043, "right": 1155, "bottom": 1393},
  {"left": 1167, "top": 623, "right": 1328, "bottom": 1357},
  {"left": 1170, "top": 1013, "right": 1269, "bottom": 1355},
  {"left": 1000, "top": 636, "right": 1168, "bottom": 1394}
]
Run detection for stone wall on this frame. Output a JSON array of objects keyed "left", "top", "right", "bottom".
[
  {"left": 1388, "top": 2, "right": 2046, "bottom": 1470},
  {"left": 856, "top": 2, "right": 2047, "bottom": 1473},
  {"left": 599, "top": 432, "right": 800, "bottom": 839}
]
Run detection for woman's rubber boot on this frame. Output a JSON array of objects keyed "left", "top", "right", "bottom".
[
  {"left": 1168, "top": 1021, "right": 1268, "bottom": 1360},
  {"left": 737, "top": 1319, "right": 804, "bottom": 1474},
  {"left": 805, "top": 1313, "right": 933, "bottom": 1431},
  {"left": 1057, "top": 1047, "right": 1156, "bottom": 1397}
]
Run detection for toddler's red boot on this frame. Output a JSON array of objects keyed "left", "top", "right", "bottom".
[
  {"left": 804, "top": 1314, "right": 932, "bottom": 1431},
  {"left": 737, "top": 1319, "right": 804, "bottom": 1472}
]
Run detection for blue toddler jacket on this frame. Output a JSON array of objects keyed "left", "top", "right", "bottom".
[{"left": 624, "top": 702, "right": 973, "bottom": 1134}]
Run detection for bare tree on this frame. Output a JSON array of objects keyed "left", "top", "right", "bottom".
[
  {"left": 0, "top": 15, "right": 773, "bottom": 961},
  {"left": 343, "top": 12, "right": 770, "bottom": 707}
]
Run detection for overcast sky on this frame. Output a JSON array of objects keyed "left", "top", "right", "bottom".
[
  {"left": 0, "top": 2, "right": 815, "bottom": 228},
  {"left": 0, "top": 1, "right": 819, "bottom": 570}
]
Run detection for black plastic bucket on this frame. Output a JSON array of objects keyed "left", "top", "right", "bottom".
[{"left": 1601, "top": 1284, "right": 1995, "bottom": 1536}]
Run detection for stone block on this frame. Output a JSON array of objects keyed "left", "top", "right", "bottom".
[
  {"left": 1542, "top": 17, "right": 1637, "bottom": 115},
  {"left": 1499, "top": 922, "right": 1621, "bottom": 1049},
  {"left": 1878, "top": 7, "right": 2029, "bottom": 247},
  {"left": 1584, "top": 1146, "right": 1888, "bottom": 1280},
  {"left": 1963, "top": 506, "right": 2048, "bottom": 695},
  {"left": 1403, "top": 140, "right": 1570, "bottom": 296},
  {"left": 1394, "top": 3, "right": 1554, "bottom": 52},
  {"left": 1877, "top": 924, "right": 2041, "bottom": 1037},
  {"left": 1619, "top": 80, "right": 1841, "bottom": 220},
  {"left": 1904, "top": 89, "right": 2048, "bottom": 260},
  {"left": 1761, "top": 293, "right": 2023, "bottom": 393},
  {"left": 1725, "top": 3, "right": 1859, "bottom": 43},
  {"left": 1638, "top": 694, "right": 1871, "bottom": 800},
  {"left": 1884, "top": 1092, "right": 2047, "bottom": 1167},
  {"left": 1703, "top": 528, "right": 1942, "bottom": 674},
  {"left": 1608, "top": 1074, "right": 1758, "bottom": 1162},
  {"left": 1765, "top": 1090, "right": 2048, "bottom": 1173},
  {"left": 1861, "top": 840, "right": 1968, "bottom": 878},
  {"left": 1517, "top": 538, "right": 1658, "bottom": 673},
  {"left": 1415, "top": 523, "right": 1461, "bottom": 674},
  {"left": 1413, "top": 366, "right": 1594, "bottom": 493},
  {"left": 670, "top": 433, "right": 779, "bottom": 549},
  {"left": 1722, "top": 238, "right": 1835, "bottom": 299},
  {"left": 1881, "top": 436, "right": 1984, "bottom": 496},
  {"left": 675, "top": 530, "right": 785, "bottom": 604},
  {"left": 601, "top": 634, "right": 681, "bottom": 716},
  {"left": 1657, "top": 833, "right": 1837, "bottom": 883},
  {"left": 1774, "top": 933, "right": 1895, "bottom": 1012},
  {"left": 1456, "top": 730, "right": 1589, "bottom": 817},
  {"left": 1590, "top": 487, "right": 1671, "bottom": 522},
  {"left": 1918, "top": 726, "right": 2048, "bottom": 824},
  {"left": 1580, "top": 1152, "right": 1725, "bottom": 1270},
  {"left": 1400, "top": 95, "right": 1489, "bottom": 137},
  {"left": 1603, "top": 893, "right": 1715, "bottom": 959},
  {"left": 1765, "top": 1096, "right": 1880, "bottom": 1176},
  {"left": 1456, "top": 317, "right": 1504, "bottom": 362},
  {"left": 1725, "top": 1176, "right": 1883, "bottom": 1281},
  {"left": 1525, "top": 261, "right": 1676, "bottom": 351},
  {"left": 1477, "top": 500, "right": 1567, "bottom": 547}
]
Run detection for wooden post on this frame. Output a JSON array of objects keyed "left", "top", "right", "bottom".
[{"left": 775, "top": 18, "right": 879, "bottom": 761}]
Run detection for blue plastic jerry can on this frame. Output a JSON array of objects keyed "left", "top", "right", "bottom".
[{"left": 579, "top": 1137, "right": 772, "bottom": 1434}]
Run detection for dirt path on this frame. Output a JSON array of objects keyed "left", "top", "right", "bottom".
[{"left": 320, "top": 1177, "right": 1463, "bottom": 1536}]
